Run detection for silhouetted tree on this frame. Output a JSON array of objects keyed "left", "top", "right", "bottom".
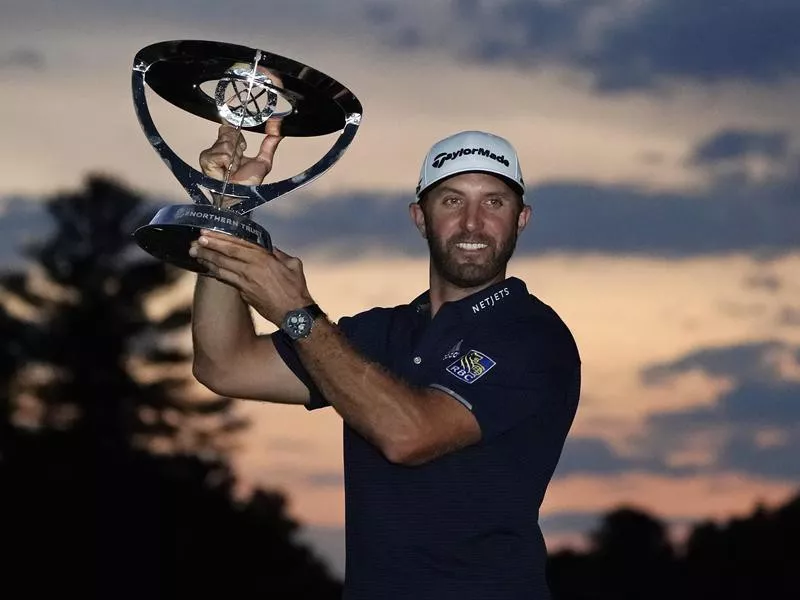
[
  {"left": 548, "top": 507, "right": 678, "bottom": 600},
  {"left": 591, "top": 507, "right": 678, "bottom": 599},
  {"left": 0, "top": 175, "right": 342, "bottom": 598},
  {"left": 0, "top": 175, "right": 244, "bottom": 457},
  {"left": 684, "top": 495, "right": 800, "bottom": 599},
  {"left": 0, "top": 303, "right": 24, "bottom": 456},
  {"left": 548, "top": 494, "right": 800, "bottom": 600}
]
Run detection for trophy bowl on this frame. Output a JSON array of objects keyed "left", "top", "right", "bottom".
[{"left": 131, "top": 39, "right": 363, "bottom": 272}]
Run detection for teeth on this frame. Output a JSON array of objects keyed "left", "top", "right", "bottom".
[{"left": 457, "top": 243, "right": 488, "bottom": 250}]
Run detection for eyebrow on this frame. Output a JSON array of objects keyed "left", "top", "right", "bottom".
[
  {"left": 433, "top": 185, "right": 512, "bottom": 198},
  {"left": 432, "top": 185, "right": 464, "bottom": 196}
]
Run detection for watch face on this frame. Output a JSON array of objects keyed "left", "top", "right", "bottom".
[{"left": 284, "top": 309, "right": 312, "bottom": 339}]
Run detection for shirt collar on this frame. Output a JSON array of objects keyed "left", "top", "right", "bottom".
[{"left": 409, "top": 277, "right": 529, "bottom": 320}]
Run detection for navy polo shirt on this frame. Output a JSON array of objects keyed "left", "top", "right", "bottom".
[{"left": 273, "top": 277, "right": 581, "bottom": 600}]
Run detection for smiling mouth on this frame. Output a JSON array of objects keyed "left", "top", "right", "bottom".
[{"left": 455, "top": 242, "right": 489, "bottom": 251}]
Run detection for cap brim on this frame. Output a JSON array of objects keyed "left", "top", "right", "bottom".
[{"left": 417, "top": 169, "right": 524, "bottom": 199}]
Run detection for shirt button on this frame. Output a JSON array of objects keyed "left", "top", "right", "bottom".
[{"left": 413, "top": 356, "right": 422, "bottom": 365}]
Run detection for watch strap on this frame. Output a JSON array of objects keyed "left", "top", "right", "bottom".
[{"left": 303, "top": 303, "right": 324, "bottom": 320}]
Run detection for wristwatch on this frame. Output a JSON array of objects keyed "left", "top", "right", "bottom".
[{"left": 280, "top": 303, "right": 325, "bottom": 341}]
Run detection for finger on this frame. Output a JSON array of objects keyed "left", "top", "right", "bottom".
[
  {"left": 198, "top": 148, "right": 230, "bottom": 179},
  {"left": 256, "top": 134, "right": 283, "bottom": 164},
  {"left": 229, "top": 130, "right": 248, "bottom": 172},
  {"left": 192, "top": 245, "right": 248, "bottom": 275},
  {"left": 195, "top": 236, "right": 252, "bottom": 262},
  {"left": 197, "top": 257, "right": 241, "bottom": 287},
  {"left": 230, "top": 133, "right": 283, "bottom": 185},
  {"left": 199, "top": 144, "right": 239, "bottom": 179},
  {"left": 271, "top": 246, "right": 292, "bottom": 260},
  {"left": 271, "top": 246, "right": 296, "bottom": 264},
  {"left": 217, "top": 123, "right": 245, "bottom": 146},
  {"left": 199, "top": 125, "right": 247, "bottom": 175},
  {"left": 271, "top": 247, "right": 302, "bottom": 272},
  {"left": 198, "top": 229, "right": 269, "bottom": 252}
]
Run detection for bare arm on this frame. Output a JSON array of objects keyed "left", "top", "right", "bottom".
[
  {"left": 292, "top": 318, "right": 481, "bottom": 465},
  {"left": 190, "top": 124, "right": 308, "bottom": 404},
  {"left": 191, "top": 275, "right": 309, "bottom": 404},
  {"left": 191, "top": 235, "right": 482, "bottom": 464}
]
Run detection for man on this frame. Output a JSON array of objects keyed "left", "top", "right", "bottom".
[{"left": 190, "top": 126, "right": 581, "bottom": 599}]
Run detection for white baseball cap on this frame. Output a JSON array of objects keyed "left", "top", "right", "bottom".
[{"left": 415, "top": 130, "right": 525, "bottom": 200}]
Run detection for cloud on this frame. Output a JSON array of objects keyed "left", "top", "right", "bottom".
[
  {"left": 641, "top": 341, "right": 792, "bottom": 385},
  {"left": 0, "top": 49, "right": 44, "bottom": 71},
  {"left": 745, "top": 272, "right": 783, "bottom": 293},
  {"left": 2, "top": 139, "right": 799, "bottom": 263},
  {"left": 583, "top": 0, "right": 800, "bottom": 91},
  {"left": 7, "top": 1, "right": 800, "bottom": 94},
  {"left": 719, "top": 431, "right": 800, "bottom": 479},
  {"left": 367, "top": 0, "right": 800, "bottom": 92},
  {"left": 689, "top": 129, "right": 790, "bottom": 166},
  {"left": 778, "top": 307, "right": 800, "bottom": 326},
  {"left": 304, "top": 470, "right": 344, "bottom": 488},
  {"left": 259, "top": 125, "right": 799, "bottom": 260},
  {"left": 540, "top": 510, "right": 601, "bottom": 536},
  {"left": 516, "top": 179, "right": 797, "bottom": 258},
  {"left": 0, "top": 125, "right": 797, "bottom": 266},
  {"left": 281, "top": 166, "right": 799, "bottom": 259},
  {"left": 2, "top": 0, "right": 369, "bottom": 40},
  {"left": 640, "top": 341, "right": 800, "bottom": 478},
  {"left": 0, "top": 197, "right": 54, "bottom": 269},
  {"left": 553, "top": 437, "right": 672, "bottom": 478},
  {"left": 364, "top": 0, "right": 599, "bottom": 67},
  {"left": 650, "top": 380, "right": 800, "bottom": 430}
]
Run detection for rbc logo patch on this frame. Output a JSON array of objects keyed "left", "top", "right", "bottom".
[{"left": 446, "top": 350, "right": 496, "bottom": 384}]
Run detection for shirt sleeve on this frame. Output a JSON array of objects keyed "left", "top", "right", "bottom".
[
  {"left": 427, "top": 321, "right": 581, "bottom": 441},
  {"left": 270, "top": 311, "right": 377, "bottom": 411},
  {"left": 272, "top": 328, "right": 329, "bottom": 410}
]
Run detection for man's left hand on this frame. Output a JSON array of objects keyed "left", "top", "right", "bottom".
[{"left": 188, "top": 229, "right": 315, "bottom": 326}]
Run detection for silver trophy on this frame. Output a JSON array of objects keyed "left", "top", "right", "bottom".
[{"left": 131, "top": 40, "right": 363, "bottom": 272}]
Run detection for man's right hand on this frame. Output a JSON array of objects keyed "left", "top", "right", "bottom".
[{"left": 199, "top": 124, "right": 283, "bottom": 200}]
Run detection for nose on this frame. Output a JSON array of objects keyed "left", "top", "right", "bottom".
[{"left": 461, "top": 201, "right": 483, "bottom": 232}]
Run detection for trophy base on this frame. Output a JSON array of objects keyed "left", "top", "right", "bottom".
[{"left": 134, "top": 204, "right": 272, "bottom": 273}]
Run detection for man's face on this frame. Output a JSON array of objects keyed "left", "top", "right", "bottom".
[{"left": 410, "top": 172, "right": 531, "bottom": 289}]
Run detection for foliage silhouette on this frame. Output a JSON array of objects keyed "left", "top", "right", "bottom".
[
  {"left": 547, "top": 493, "right": 800, "bottom": 599},
  {"left": 683, "top": 495, "right": 800, "bottom": 600},
  {"left": 0, "top": 175, "right": 342, "bottom": 598}
]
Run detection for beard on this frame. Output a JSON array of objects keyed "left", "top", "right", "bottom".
[{"left": 426, "top": 226, "right": 519, "bottom": 289}]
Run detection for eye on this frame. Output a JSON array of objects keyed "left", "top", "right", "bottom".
[
  {"left": 484, "top": 196, "right": 504, "bottom": 207},
  {"left": 442, "top": 195, "right": 462, "bottom": 206}
]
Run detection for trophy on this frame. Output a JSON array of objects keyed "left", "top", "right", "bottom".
[{"left": 130, "top": 40, "right": 363, "bottom": 272}]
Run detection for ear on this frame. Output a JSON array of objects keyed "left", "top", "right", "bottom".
[
  {"left": 409, "top": 202, "right": 427, "bottom": 238},
  {"left": 516, "top": 204, "right": 532, "bottom": 234}
]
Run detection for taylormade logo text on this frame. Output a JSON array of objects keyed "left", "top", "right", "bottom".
[{"left": 432, "top": 147, "right": 510, "bottom": 169}]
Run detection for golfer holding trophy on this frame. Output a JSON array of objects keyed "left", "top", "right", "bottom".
[{"left": 131, "top": 38, "right": 581, "bottom": 600}]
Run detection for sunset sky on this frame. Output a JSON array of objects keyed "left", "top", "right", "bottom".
[{"left": 2, "top": 0, "right": 799, "bottom": 577}]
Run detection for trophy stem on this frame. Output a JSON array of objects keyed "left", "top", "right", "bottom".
[{"left": 219, "top": 50, "right": 264, "bottom": 202}]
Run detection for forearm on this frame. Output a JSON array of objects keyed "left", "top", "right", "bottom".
[
  {"left": 191, "top": 275, "right": 257, "bottom": 372},
  {"left": 294, "top": 319, "right": 432, "bottom": 462}
]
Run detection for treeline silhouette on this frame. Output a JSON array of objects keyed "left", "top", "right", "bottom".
[
  {"left": 0, "top": 176, "right": 342, "bottom": 598},
  {"left": 547, "top": 496, "right": 800, "bottom": 599},
  {"left": 1, "top": 175, "right": 797, "bottom": 598}
]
